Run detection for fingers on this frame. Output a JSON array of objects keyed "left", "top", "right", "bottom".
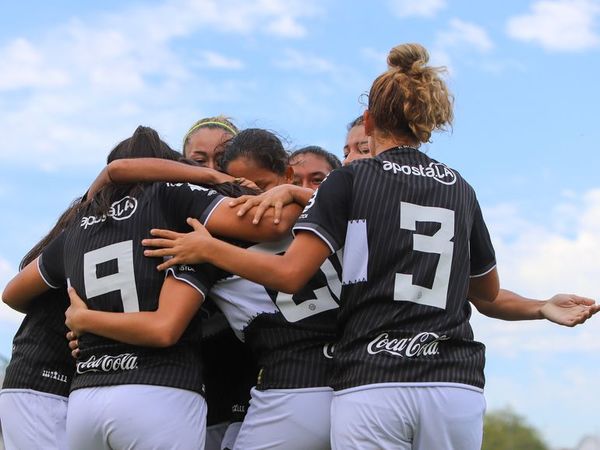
[
  {"left": 71, "top": 348, "right": 80, "bottom": 359},
  {"left": 68, "top": 339, "right": 79, "bottom": 351},
  {"left": 149, "top": 228, "right": 181, "bottom": 240},
  {"left": 273, "top": 201, "right": 283, "bottom": 224},
  {"left": 142, "top": 238, "right": 177, "bottom": 250},
  {"left": 144, "top": 248, "right": 177, "bottom": 258},
  {"left": 66, "top": 330, "right": 78, "bottom": 341},
  {"left": 235, "top": 199, "right": 259, "bottom": 218},
  {"left": 156, "top": 257, "right": 179, "bottom": 271},
  {"left": 252, "top": 202, "right": 270, "bottom": 225},
  {"left": 228, "top": 195, "right": 253, "bottom": 208},
  {"left": 187, "top": 217, "right": 203, "bottom": 231},
  {"left": 569, "top": 295, "right": 596, "bottom": 306}
]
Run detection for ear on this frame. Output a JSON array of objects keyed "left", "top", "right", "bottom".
[
  {"left": 284, "top": 165, "right": 294, "bottom": 184},
  {"left": 363, "top": 110, "right": 374, "bottom": 136}
]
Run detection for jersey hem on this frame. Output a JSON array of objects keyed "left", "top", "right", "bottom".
[
  {"left": 0, "top": 388, "right": 69, "bottom": 401},
  {"left": 470, "top": 263, "right": 497, "bottom": 278},
  {"left": 256, "top": 386, "right": 333, "bottom": 394},
  {"left": 334, "top": 382, "right": 484, "bottom": 396}
]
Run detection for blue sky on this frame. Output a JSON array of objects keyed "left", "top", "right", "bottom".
[{"left": 0, "top": 0, "right": 599, "bottom": 447}]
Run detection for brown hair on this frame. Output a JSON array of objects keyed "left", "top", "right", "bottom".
[
  {"left": 368, "top": 43, "right": 453, "bottom": 143},
  {"left": 182, "top": 115, "right": 239, "bottom": 156}
]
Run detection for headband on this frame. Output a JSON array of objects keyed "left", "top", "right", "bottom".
[{"left": 183, "top": 121, "right": 238, "bottom": 148}]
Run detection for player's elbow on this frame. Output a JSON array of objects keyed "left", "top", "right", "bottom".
[
  {"left": 149, "top": 323, "right": 184, "bottom": 348},
  {"left": 107, "top": 159, "right": 130, "bottom": 183},
  {"left": 2, "top": 285, "right": 27, "bottom": 314},
  {"left": 276, "top": 266, "right": 309, "bottom": 294}
]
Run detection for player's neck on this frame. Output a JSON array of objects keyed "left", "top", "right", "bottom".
[{"left": 370, "top": 132, "right": 420, "bottom": 156}]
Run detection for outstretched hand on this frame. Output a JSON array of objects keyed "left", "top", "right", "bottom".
[
  {"left": 540, "top": 294, "right": 599, "bottom": 327},
  {"left": 142, "top": 217, "right": 214, "bottom": 270},
  {"left": 227, "top": 184, "right": 299, "bottom": 224}
]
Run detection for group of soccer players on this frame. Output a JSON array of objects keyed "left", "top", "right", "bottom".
[{"left": 1, "top": 42, "right": 599, "bottom": 450}]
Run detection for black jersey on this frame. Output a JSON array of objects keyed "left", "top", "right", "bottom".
[
  {"left": 38, "top": 182, "right": 224, "bottom": 394},
  {"left": 2, "top": 289, "right": 74, "bottom": 397},
  {"left": 293, "top": 147, "right": 496, "bottom": 391},
  {"left": 199, "top": 299, "right": 256, "bottom": 426},
  {"left": 209, "top": 236, "right": 343, "bottom": 390}
]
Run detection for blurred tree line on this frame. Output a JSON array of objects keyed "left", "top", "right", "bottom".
[{"left": 483, "top": 407, "right": 548, "bottom": 450}]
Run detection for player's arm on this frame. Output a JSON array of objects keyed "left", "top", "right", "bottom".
[
  {"left": 65, "top": 276, "right": 204, "bottom": 347},
  {"left": 467, "top": 268, "right": 499, "bottom": 303},
  {"left": 471, "top": 289, "right": 598, "bottom": 326},
  {"left": 2, "top": 258, "right": 52, "bottom": 313},
  {"left": 206, "top": 200, "right": 302, "bottom": 242},
  {"left": 144, "top": 220, "right": 329, "bottom": 294},
  {"left": 226, "top": 184, "right": 314, "bottom": 225},
  {"left": 87, "top": 158, "right": 242, "bottom": 199}
]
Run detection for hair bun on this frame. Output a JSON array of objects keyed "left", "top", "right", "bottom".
[{"left": 387, "top": 43, "right": 429, "bottom": 73}]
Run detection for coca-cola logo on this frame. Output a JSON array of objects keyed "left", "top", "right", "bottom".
[
  {"left": 322, "top": 343, "right": 335, "bottom": 359},
  {"left": 76, "top": 353, "right": 139, "bottom": 374},
  {"left": 367, "top": 332, "right": 449, "bottom": 358}
]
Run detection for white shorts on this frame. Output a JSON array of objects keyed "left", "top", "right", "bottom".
[
  {"left": 0, "top": 389, "right": 68, "bottom": 450},
  {"left": 234, "top": 387, "right": 333, "bottom": 450},
  {"left": 330, "top": 384, "right": 486, "bottom": 450},
  {"left": 222, "top": 421, "right": 242, "bottom": 450},
  {"left": 67, "top": 384, "right": 207, "bottom": 450}
]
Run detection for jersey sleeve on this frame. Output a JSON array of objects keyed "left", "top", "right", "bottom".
[
  {"left": 38, "top": 231, "right": 67, "bottom": 288},
  {"left": 159, "top": 182, "right": 226, "bottom": 230},
  {"left": 292, "top": 168, "right": 354, "bottom": 253},
  {"left": 469, "top": 200, "right": 497, "bottom": 277},
  {"left": 165, "top": 263, "right": 221, "bottom": 301}
]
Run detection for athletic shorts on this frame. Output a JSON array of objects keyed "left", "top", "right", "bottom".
[
  {"left": 0, "top": 389, "right": 68, "bottom": 450},
  {"left": 234, "top": 387, "right": 333, "bottom": 450},
  {"left": 67, "top": 384, "right": 206, "bottom": 450},
  {"left": 330, "top": 383, "right": 485, "bottom": 450}
]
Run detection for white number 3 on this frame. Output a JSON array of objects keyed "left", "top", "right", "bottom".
[{"left": 394, "top": 202, "right": 455, "bottom": 310}]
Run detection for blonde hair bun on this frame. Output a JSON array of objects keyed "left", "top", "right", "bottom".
[{"left": 387, "top": 43, "right": 429, "bottom": 73}]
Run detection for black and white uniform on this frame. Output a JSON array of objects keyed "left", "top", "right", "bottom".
[
  {"left": 37, "top": 182, "right": 224, "bottom": 450},
  {"left": 293, "top": 147, "right": 496, "bottom": 450},
  {"left": 201, "top": 300, "right": 256, "bottom": 450},
  {"left": 208, "top": 237, "right": 342, "bottom": 450},
  {"left": 0, "top": 289, "right": 74, "bottom": 450}
]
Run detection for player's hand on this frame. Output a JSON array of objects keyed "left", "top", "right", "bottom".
[
  {"left": 66, "top": 330, "right": 80, "bottom": 359},
  {"left": 540, "top": 294, "right": 599, "bottom": 327},
  {"left": 65, "top": 286, "right": 89, "bottom": 357},
  {"left": 228, "top": 184, "right": 299, "bottom": 224},
  {"left": 142, "top": 218, "right": 214, "bottom": 270}
]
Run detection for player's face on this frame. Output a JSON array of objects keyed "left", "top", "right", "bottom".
[
  {"left": 290, "top": 154, "right": 332, "bottom": 190},
  {"left": 185, "top": 128, "right": 233, "bottom": 170},
  {"left": 343, "top": 125, "right": 371, "bottom": 165},
  {"left": 226, "top": 157, "right": 289, "bottom": 192}
]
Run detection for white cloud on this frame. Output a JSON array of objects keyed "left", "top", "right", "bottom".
[
  {"left": 274, "top": 49, "right": 335, "bottom": 73},
  {"left": 507, "top": 0, "right": 600, "bottom": 51},
  {"left": 471, "top": 189, "right": 600, "bottom": 446},
  {"left": 197, "top": 51, "right": 244, "bottom": 70},
  {"left": 0, "top": 0, "right": 320, "bottom": 168},
  {"left": 437, "top": 18, "right": 494, "bottom": 53},
  {"left": 388, "top": 0, "right": 446, "bottom": 18},
  {"left": 430, "top": 18, "right": 494, "bottom": 72},
  {"left": 471, "top": 188, "right": 600, "bottom": 357}
]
